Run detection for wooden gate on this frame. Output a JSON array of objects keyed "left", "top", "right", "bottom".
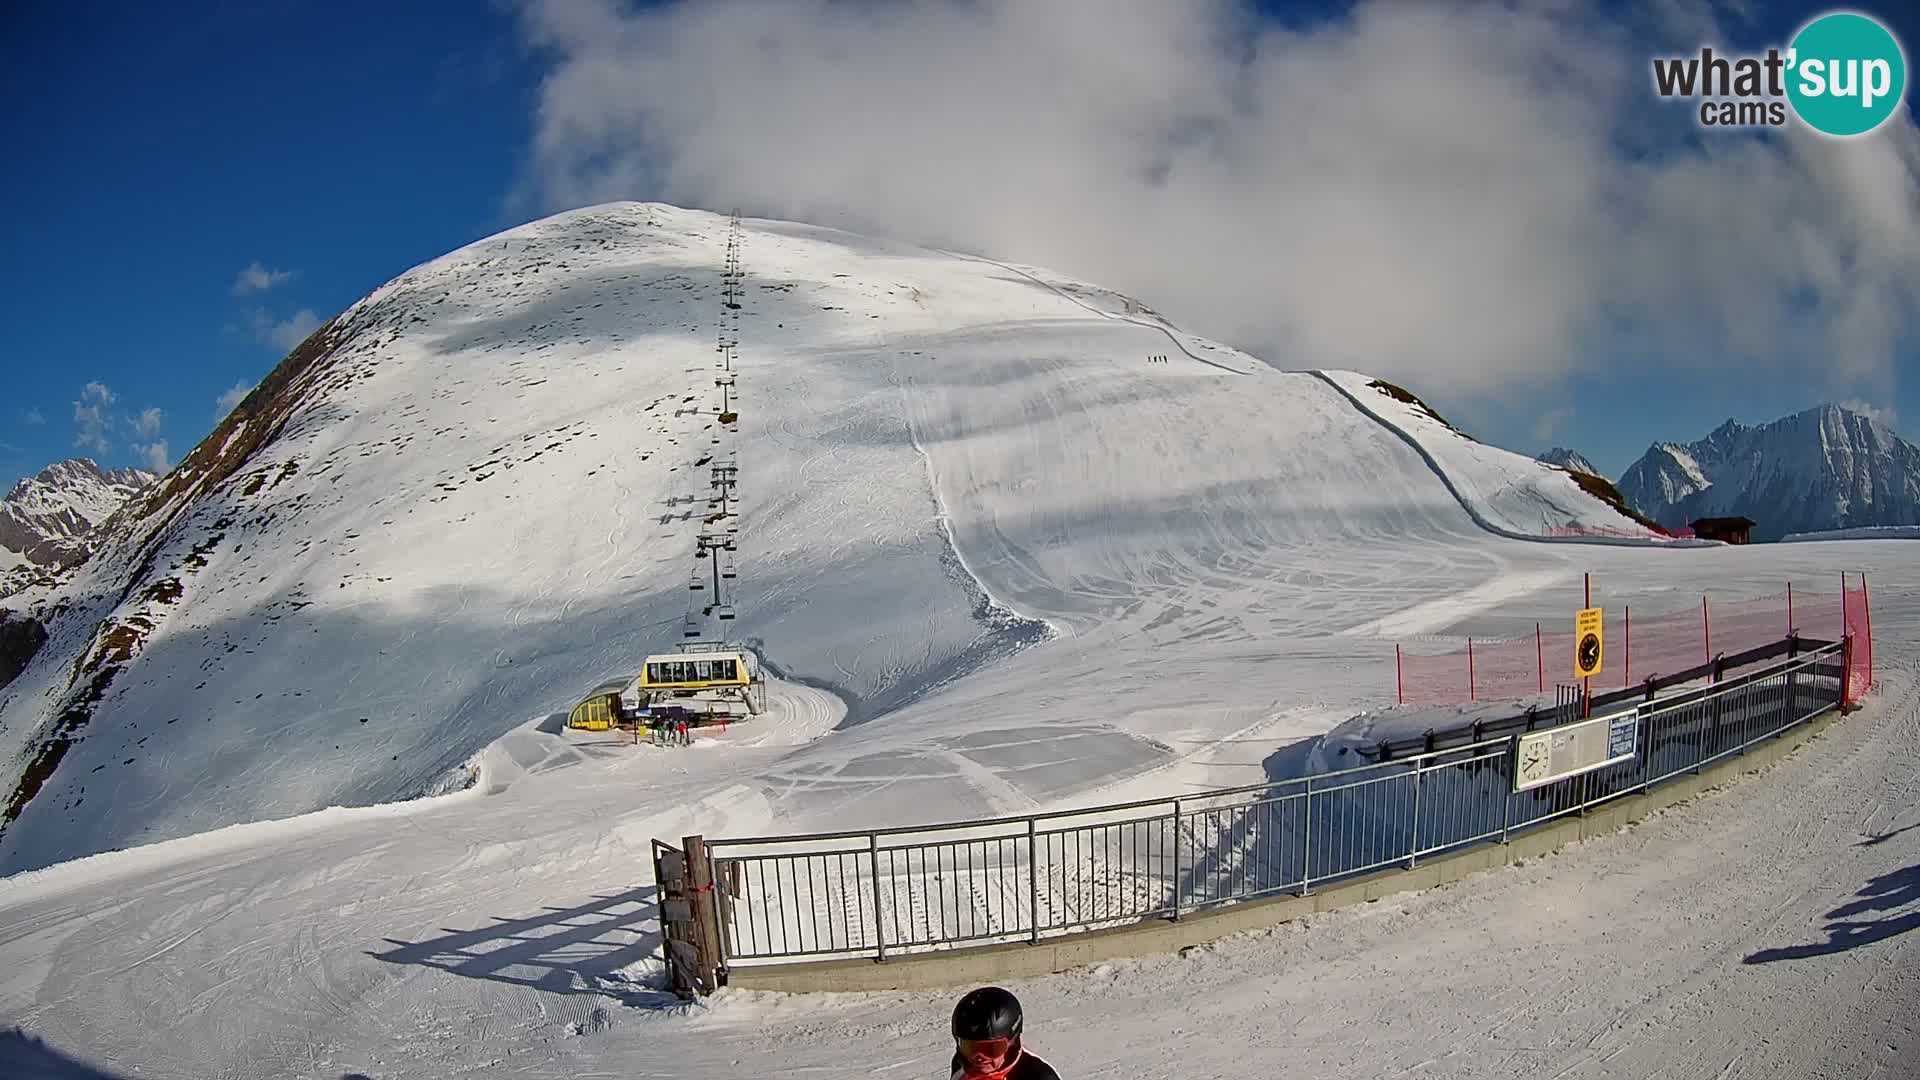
[{"left": 652, "top": 836, "right": 727, "bottom": 997}]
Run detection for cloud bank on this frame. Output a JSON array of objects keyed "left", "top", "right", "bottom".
[{"left": 517, "top": 0, "right": 1920, "bottom": 409}]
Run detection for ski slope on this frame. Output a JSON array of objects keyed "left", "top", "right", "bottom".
[
  {"left": 2, "top": 203, "right": 1633, "bottom": 874},
  {"left": 1319, "top": 369, "right": 1670, "bottom": 543},
  {"left": 1, "top": 203, "right": 1912, "bottom": 1077},
  {"left": 0, "top": 545, "right": 1911, "bottom": 1080}
]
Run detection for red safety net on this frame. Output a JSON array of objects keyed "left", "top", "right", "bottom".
[{"left": 1394, "top": 577, "right": 1874, "bottom": 707}]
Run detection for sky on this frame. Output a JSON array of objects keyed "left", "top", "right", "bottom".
[{"left": 3, "top": 0, "right": 1919, "bottom": 488}]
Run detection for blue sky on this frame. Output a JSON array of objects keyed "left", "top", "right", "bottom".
[{"left": 3, "top": 0, "right": 1918, "bottom": 487}]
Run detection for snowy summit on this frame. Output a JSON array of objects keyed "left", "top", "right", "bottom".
[{"left": 2, "top": 202, "right": 1652, "bottom": 875}]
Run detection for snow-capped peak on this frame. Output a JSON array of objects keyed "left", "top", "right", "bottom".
[
  {"left": 1536, "top": 447, "right": 1601, "bottom": 477},
  {"left": 1620, "top": 404, "right": 1920, "bottom": 539},
  {"left": 0, "top": 458, "right": 158, "bottom": 589}
]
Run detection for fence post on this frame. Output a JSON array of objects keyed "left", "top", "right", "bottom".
[
  {"left": 1170, "top": 799, "right": 1184, "bottom": 920},
  {"left": 1641, "top": 706, "right": 1654, "bottom": 792},
  {"left": 683, "top": 835, "right": 722, "bottom": 993},
  {"left": 1298, "top": 782, "right": 1313, "bottom": 896},
  {"left": 1407, "top": 762, "right": 1422, "bottom": 868},
  {"left": 1863, "top": 574, "right": 1874, "bottom": 689},
  {"left": 1787, "top": 581, "right": 1794, "bottom": 635},
  {"left": 1841, "top": 632, "right": 1855, "bottom": 712},
  {"left": 869, "top": 833, "right": 887, "bottom": 962},
  {"left": 1499, "top": 756, "right": 1513, "bottom": 844},
  {"left": 1027, "top": 818, "right": 1040, "bottom": 945},
  {"left": 1468, "top": 638, "right": 1476, "bottom": 701},
  {"left": 1536, "top": 623, "right": 1544, "bottom": 693},
  {"left": 1396, "top": 644, "right": 1404, "bottom": 705},
  {"left": 1624, "top": 606, "right": 1631, "bottom": 688},
  {"left": 1702, "top": 595, "right": 1711, "bottom": 666}
]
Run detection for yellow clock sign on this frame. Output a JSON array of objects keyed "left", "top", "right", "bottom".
[{"left": 1574, "top": 607, "right": 1604, "bottom": 678}]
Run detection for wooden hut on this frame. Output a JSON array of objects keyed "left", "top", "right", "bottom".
[{"left": 1689, "top": 516, "right": 1756, "bottom": 545}]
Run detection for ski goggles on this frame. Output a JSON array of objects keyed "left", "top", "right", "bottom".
[{"left": 957, "top": 1036, "right": 1015, "bottom": 1066}]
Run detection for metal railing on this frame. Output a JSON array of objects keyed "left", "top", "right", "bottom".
[{"left": 705, "top": 639, "right": 1849, "bottom": 967}]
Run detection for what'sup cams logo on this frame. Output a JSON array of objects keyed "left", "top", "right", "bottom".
[{"left": 1652, "top": 10, "right": 1907, "bottom": 135}]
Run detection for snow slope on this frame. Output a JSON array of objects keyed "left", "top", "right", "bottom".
[
  {"left": 0, "top": 543, "right": 1910, "bottom": 1079},
  {"left": 1319, "top": 370, "right": 1669, "bottom": 542},
  {"left": 0, "top": 203, "right": 1650, "bottom": 874},
  {"left": 0, "top": 196, "right": 1907, "bottom": 1074}
]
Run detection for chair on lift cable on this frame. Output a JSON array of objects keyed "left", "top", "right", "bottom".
[
  {"left": 717, "top": 603, "right": 735, "bottom": 621},
  {"left": 721, "top": 555, "right": 737, "bottom": 579}
]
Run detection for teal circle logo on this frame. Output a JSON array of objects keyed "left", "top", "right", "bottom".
[{"left": 1786, "top": 12, "right": 1907, "bottom": 136}]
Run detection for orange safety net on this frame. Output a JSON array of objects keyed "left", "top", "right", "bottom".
[{"left": 1394, "top": 577, "right": 1873, "bottom": 707}]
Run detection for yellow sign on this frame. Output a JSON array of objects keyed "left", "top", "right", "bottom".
[{"left": 1574, "top": 607, "right": 1604, "bottom": 678}]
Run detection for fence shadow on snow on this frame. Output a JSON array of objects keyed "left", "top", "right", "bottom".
[{"left": 368, "top": 884, "right": 683, "bottom": 1009}]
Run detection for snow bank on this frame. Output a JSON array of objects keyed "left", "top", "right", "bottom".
[{"left": 1781, "top": 524, "right": 1920, "bottom": 542}]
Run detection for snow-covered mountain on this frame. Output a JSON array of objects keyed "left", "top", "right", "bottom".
[
  {"left": 1537, "top": 446, "right": 1601, "bottom": 477},
  {"left": 0, "top": 459, "right": 157, "bottom": 598},
  {"left": 0, "top": 202, "right": 1645, "bottom": 874},
  {"left": 1619, "top": 406, "right": 1920, "bottom": 540}
]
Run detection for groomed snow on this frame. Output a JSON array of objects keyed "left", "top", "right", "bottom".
[
  {"left": 1318, "top": 369, "right": 1671, "bottom": 542},
  {"left": 1, "top": 204, "right": 1912, "bottom": 1077},
  {"left": 1784, "top": 525, "right": 1920, "bottom": 542}
]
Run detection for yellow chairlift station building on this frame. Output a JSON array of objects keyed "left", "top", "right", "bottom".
[{"left": 638, "top": 651, "right": 753, "bottom": 691}]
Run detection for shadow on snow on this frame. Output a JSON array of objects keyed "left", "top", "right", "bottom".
[
  {"left": 1745, "top": 862, "right": 1920, "bottom": 964},
  {"left": 367, "top": 884, "right": 684, "bottom": 1010}
]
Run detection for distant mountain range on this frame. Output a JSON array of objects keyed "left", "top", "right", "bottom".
[
  {"left": 1616, "top": 405, "right": 1920, "bottom": 541},
  {"left": 1, "top": 459, "right": 157, "bottom": 597},
  {"left": 1536, "top": 447, "right": 1600, "bottom": 476}
]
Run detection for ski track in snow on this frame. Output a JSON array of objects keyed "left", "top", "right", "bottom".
[{"left": 0, "top": 203, "right": 1913, "bottom": 1077}]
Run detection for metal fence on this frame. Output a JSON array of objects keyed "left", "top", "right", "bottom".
[{"left": 704, "top": 639, "right": 1851, "bottom": 967}]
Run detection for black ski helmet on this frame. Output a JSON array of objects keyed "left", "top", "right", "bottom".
[{"left": 952, "top": 986, "right": 1023, "bottom": 1041}]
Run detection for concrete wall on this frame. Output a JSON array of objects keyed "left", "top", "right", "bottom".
[{"left": 725, "top": 706, "right": 1846, "bottom": 994}]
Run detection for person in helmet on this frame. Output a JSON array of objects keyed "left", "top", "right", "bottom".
[{"left": 949, "top": 986, "right": 1059, "bottom": 1079}]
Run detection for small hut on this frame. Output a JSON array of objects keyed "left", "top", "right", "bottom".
[{"left": 1689, "top": 516, "right": 1756, "bottom": 545}]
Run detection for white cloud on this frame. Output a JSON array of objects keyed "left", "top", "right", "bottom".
[
  {"left": 216, "top": 380, "right": 256, "bottom": 419},
  {"left": 1841, "top": 398, "right": 1897, "bottom": 429},
  {"left": 271, "top": 309, "right": 321, "bottom": 350},
  {"left": 132, "top": 406, "right": 164, "bottom": 439},
  {"left": 72, "top": 381, "right": 116, "bottom": 454},
  {"left": 247, "top": 307, "right": 322, "bottom": 352},
  {"left": 233, "top": 261, "right": 297, "bottom": 295},
  {"left": 132, "top": 440, "right": 170, "bottom": 474},
  {"left": 24, "top": 407, "right": 45, "bottom": 425},
  {"left": 516, "top": 0, "right": 1920, "bottom": 408}
]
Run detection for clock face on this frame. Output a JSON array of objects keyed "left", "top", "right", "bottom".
[
  {"left": 1578, "top": 633, "right": 1601, "bottom": 673},
  {"left": 1520, "top": 741, "right": 1550, "bottom": 781}
]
